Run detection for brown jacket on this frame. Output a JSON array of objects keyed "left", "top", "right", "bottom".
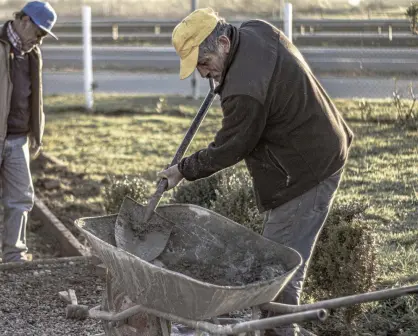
[
  {"left": 178, "top": 20, "right": 354, "bottom": 213},
  {"left": 0, "top": 22, "right": 44, "bottom": 146}
]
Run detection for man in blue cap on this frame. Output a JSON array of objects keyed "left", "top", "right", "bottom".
[{"left": 0, "top": 1, "right": 57, "bottom": 262}]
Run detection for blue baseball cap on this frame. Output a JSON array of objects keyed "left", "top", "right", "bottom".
[{"left": 22, "top": 1, "right": 58, "bottom": 40}]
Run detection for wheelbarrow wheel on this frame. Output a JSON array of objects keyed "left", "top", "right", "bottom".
[{"left": 101, "top": 270, "right": 169, "bottom": 336}]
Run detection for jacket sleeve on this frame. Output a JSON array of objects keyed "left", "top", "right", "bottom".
[{"left": 178, "top": 94, "right": 267, "bottom": 181}]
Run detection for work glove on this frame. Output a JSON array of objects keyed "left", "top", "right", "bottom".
[{"left": 157, "top": 164, "right": 184, "bottom": 190}]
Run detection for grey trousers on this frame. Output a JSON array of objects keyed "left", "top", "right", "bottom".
[
  {"left": 0, "top": 135, "right": 34, "bottom": 262},
  {"left": 262, "top": 171, "right": 342, "bottom": 336}
]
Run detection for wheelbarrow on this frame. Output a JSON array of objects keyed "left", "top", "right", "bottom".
[{"left": 66, "top": 197, "right": 418, "bottom": 336}]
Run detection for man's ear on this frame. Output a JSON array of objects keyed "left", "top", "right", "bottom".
[
  {"left": 20, "top": 15, "right": 32, "bottom": 28},
  {"left": 218, "top": 35, "right": 231, "bottom": 53}
]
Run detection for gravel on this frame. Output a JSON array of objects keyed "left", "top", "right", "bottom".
[{"left": 0, "top": 257, "right": 105, "bottom": 336}]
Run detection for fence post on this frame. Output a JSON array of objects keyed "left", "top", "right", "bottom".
[
  {"left": 284, "top": 3, "right": 293, "bottom": 42},
  {"left": 112, "top": 24, "right": 119, "bottom": 40},
  {"left": 82, "top": 5, "right": 94, "bottom": 111},
  {"left": 191, "top": 0, "right": 199, "bottom": 100}
]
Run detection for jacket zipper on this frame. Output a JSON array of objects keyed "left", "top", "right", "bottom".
[{"left": 267, "top": 147, "right": 291, "bottom": 187}]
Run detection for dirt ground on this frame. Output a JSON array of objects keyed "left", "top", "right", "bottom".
[
  {"left": 0, "top": 153, "right": 104, "bottom": 261},
  {"left": 30, "top": 154, "right": 105, "bottom": 251}
]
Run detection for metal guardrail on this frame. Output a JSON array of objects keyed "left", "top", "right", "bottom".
[
  {"left": 0, "top": 18, "right": 411, "bottom": 32},
  {"left": 38, "top": 32, "right": 418, "bottom": 48}
]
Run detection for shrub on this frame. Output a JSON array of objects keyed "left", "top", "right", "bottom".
[
  {"left": 210, "top": 167, "right": 263, "bottom": 234},
  {"left": 406, "top": 2, "right": 418, "bottom": 34},
  {"left": 171, "top": 172, "right": 222, "bottom": 208},
  {"left": 171, "top": 166, "right": 264, "bottom": 232},
  {"left": 103, "top": 174, "right": 150, "bottom": 214},
  {"left": 392, "top": 81, "right": 417, "bottom": 130},
  {"left": 303, "top": 201, "right": 378, "bottom": 328}
]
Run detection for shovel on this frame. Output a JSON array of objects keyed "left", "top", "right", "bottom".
[{"left": 115, "top": 79, "right": 216, "bottom": 261}]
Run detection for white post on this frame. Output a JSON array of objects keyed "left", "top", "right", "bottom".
[
  {"left": 284, "top": 3, "right": 293, "bottom": 42},
  {"left": 191, "top": 0, "right": 199, "bottom": 100},
  {"left": 82, "top": 6, "right": 94, "bottom": 111}
]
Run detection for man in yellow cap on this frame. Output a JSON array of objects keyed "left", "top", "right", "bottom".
[{"left": 159, "top": 8, "right": 354, "bottom": 335}]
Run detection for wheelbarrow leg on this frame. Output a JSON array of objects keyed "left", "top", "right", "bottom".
[
  {"left": 211, "top": 317, "right": 222, "bottom": 336},
  {"left": 210, "top": 307, "right": 262, "bottom": 336},
  {"left": 102, "top": 269, "right": 168, "bottom": 336},
  {"left": 252, "top": 307, "right": 262, "bottom": 336},
  {"left": 159, "top": 318, "right": 170, "bottom": 336},
  {"left": 65, "top": 268, "right": 170, "bottom": 336}
]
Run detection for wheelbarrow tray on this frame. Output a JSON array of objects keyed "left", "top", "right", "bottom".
[{"left": 75, "top": 199, "right": 301, "bottom": 320}]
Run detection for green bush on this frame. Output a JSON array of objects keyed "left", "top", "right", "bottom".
[
  {"left": 171, "top": 172, "right": 222, "bottom": 208},
  {"left": 172, "top": 166, "right": 263, "bottom": 232},
  {"left": 103, "top": 174, "right": 150, "bottom": 214},
  {"left": 303, "top": 201, "right": 378, "bottom": 330},
  {"left": 210, "top": 168, "right": 263, "bottom": 234}
]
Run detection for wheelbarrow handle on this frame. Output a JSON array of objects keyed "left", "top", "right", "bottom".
[
  {"left": 261, "top": 284, "right": 418, "bottom": 315},
  {"left": 143, "top": 79, "right": 217, "bottom": 223},
  {"left": 79, "top": 302, "right": 327, "bottom": 334}
]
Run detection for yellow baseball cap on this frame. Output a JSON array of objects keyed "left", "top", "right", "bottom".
[{"left": 172, "top": 8, "right": 219, "bottom": 80}]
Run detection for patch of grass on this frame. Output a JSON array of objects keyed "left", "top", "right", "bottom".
[
  {"left": 45, "top": 93, "right": 221, "bottom": 117},
  {"left": 36, "top": 94, "right": 418, "bottom": 333},
  {"left": 339, "top": 98, "right": 417, "bottom": 124},
  {"left": 43, "top": 94, "right": 222, "bottom": 181}
]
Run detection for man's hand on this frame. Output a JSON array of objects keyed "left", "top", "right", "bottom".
[
  {"left": 29, "top": 137, "right": 42, "bottom": 159},
  {"left": 157, "top": 164, "right": 184, "bottom": 190}
]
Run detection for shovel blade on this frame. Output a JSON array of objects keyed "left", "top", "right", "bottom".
[{"left": 115, "top": 196, "right": 173, "bottom": 261}]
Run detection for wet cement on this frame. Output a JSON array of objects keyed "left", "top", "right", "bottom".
[{"left": 117, "top": 200, "right": 172, "bottom": 238}]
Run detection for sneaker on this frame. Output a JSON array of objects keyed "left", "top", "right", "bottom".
[
  {"left": 2, "top": 253, "right": 32, "bottom": 263},
  {"left": 24, "top": 253, "right": 33, "bottom": 261}
]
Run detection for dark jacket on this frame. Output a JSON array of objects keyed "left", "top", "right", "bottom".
[
  {"left": 0, "top": 22, "right": 45, "bottom": 146},
  {"left": 178, "top": 20, "right": 354, "bottom": 212}
]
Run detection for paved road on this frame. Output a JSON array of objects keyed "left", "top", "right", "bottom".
[
  {"left": 43, "top": 71, "right": 417, "bottom": 99},
  {"left": 40, "top": 45, "right": 418, "bottom": 74}
]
